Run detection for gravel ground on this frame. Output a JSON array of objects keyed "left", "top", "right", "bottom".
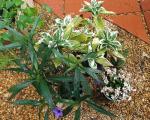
[{"left": 0, "top": 8, "right": 150, "bottom": 120}]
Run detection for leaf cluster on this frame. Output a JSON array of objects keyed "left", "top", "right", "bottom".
[{"left": 0, "top": 0, "right": 128, "bottom": 119}]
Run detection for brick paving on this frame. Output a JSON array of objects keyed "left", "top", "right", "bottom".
[{"left": 35, "top": 0, "right": 150, "bottom": 43}]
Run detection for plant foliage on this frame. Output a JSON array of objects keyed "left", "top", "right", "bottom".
[{"left": 0, "top": 0, "right": 129, "bottom": 119}]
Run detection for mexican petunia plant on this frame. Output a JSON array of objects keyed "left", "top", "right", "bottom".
[{"left": 0, "top": 0, "right": 132, "bottom": 119}]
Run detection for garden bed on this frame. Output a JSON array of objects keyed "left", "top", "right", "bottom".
[
  {"left": 0, "top": 8, "right": 150, "bottom": 119},
  {"left": 0, "top": 1, "right": 150, "bottom": 120}
]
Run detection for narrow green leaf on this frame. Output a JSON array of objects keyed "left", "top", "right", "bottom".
[
  {"left": 0, "top": 43, "right": 21, "bottom": 51},
  {"left": 94, "top": 16, "right": 104, "bottom": 34},
  {"left": 71, "top": 33, "right": 89, "bottom": 43},
  {"left": 57, "top": 99, "right": 76, "bottom": 105},
  {"left": 63, "top": 105, "right": 73, "bottom": 116},
  {"left": 74, "top": 106, "right": 81, "bottom": 120},
  {"left": 0, "top": 21, "right": 5, "bottom": 29},
  {"left": 87, "top": 100, "right": 116, "bottom": 117},
  {"left": 14, "top": 0, "right": 23, "bottom": 6},
  {"left": 29, "top": 15, "right": 41, "bottom": 39},
  {"left": 39, "top": 79, "right": 54, "bottom": 108},
  {"left": 5, "top": 26, "right": 25, "bottom": 43},
  {"left": 14, "top": 99, "right": 40, "bottom": 106},
  {"left": 74, "top": 69, "right": 82, "bottom": 98},
  {"left": 96, "top": 57, "right": 113, "bottom": 67},
  {"left": 40, "top": 47, "right": 53, "bottom": 68},
  {"left": 112, "top": 51, "right": 125, "bottom": 60},
  {"left": 48, "top": 76, "right": 74, "bottom": 83},
  {"left": 28, "top": 43, "right": 39, "bottom": 71},
  {"left": 82, "top": 52, "right": 97, "bottom": 62},
  {"left": 83, "top": 67, "right": 99, "bottom": 80},
  {"left": 80, "top": 73, "right": 92, "bottom": 95},
  {"left": 8, "top": 80, "right": 36, "bottom": 98},
  {"left": 44, "top": 110, "right": 49, "bottom": 120}
]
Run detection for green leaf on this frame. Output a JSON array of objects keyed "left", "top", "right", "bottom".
[
  {"left": 112, "top": 51, "right": 125, "bottom": 60},
  {"left": 0, "top": 32, "right": 11, "bottom": 41},
  {"left": 29, "top": 15, "right": 41, "bottom": 39},
  {"left": 74, "top": 69, "right": 81, "bottom": 98},
  {"left": 74, "top": 106, "right": 81, "bottom": 120},
  {"left": 0, "top": 43, "right": 21, "bottom": 51},
  {"left": 0, "top": 21, "right": 5, "bottom": 29},
  {"left": 5, "top": 27, "right": 26, "bottom": 44},
  {"left": 82, "top": 52, "right": 97, "bottom": 62},
  {"left": 48, "top": 76, "right": 74, "bottom": 83},
  {"left": 6, "top": 1, "right": 14, "bottom": 9},
  {"left": 61, "top": 52, "right": 79, "bottom": 68},
  {"left": 53, "top": 58, "right": 61, "bottom": 68},
  {"left": 44, "top": 110, "right": 49, "bottom": 120},
  {"left": 57, "top": 99, "right": 76, "bottom": 105},
  {"left": 14, "top": 0, "right": 23, "bottom": 6},
  {"left": 71, "top": 33, "right": 89, "bottom": 43},
  {"left": 0, "top": 53, "right": 13, "bottom": 69},
  {"left": 83, "top": 67, "right": 99, "bottom": 80},
  {"left": 64, "top": 16, "right": 82, "bottom": 39},
  {"left": 88, "top": 59, "right": 97, "bottom": 69},
  {"left": 94, "top": 16, "right": 104, "bottom": 35},
  {"left": 63, "top": 105, "right": 73, "bottom": 116},
  {"left": 79, "top": 72, "right": 92, "bottom": 95},
  {"left": 23, "top": 7, "right": 38, "bottom": 16},
  {"left": 96, "top": 57, "right": 113, "bottom": 67},
  {"left": 40, "top": 46, "right": 53, "bottom": 68},
  {"left": 74, "top": 69, "right": 92, "bottom": 96},
  {"left": 28, "top": 44, "right": 39, "bottom": 71},
  {"left": 14, "top": 99, "right": 41, "bottom": 106},
  {"left": 39, "top": 79, "right": 54, "bottom": 108},
  {"left": 87, "top": 100, "right": 116, "bottom": 117},
  {"left": 8, "top": 80, "right": 36, "bottom": 98},
  {"left": 5, "top": 67, "right": 32, "bottom": 74},
  {"left": 99, "top": 9, "right": 115, "bottom": 15}
]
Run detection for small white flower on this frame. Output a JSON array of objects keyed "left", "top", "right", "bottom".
[
  {"left": 92, "top": 38, "right": 100, "bottom": 45},
  {"left": 112, "top": 68, "right": 117, "bottom": 74},
  {"left": 48, "top": 41, "right": 53, "bottom": 48},
  {"left": 55, "top": 18, "right": 61, "bottom": 24},
  {"left": 111, "top": 95, "right": 115, "bottom": 100},
  {"left": 106, "top": 68, "right": 112, "bottom": 75},
  {"left": 36, "top": 39, "right": 44, "bottom": 45},
  {"left": 107, "top": 87, "right": 114, "bottom": 92},
  {"left": 104, "top": 78, "right": 109, "bottom": 84}
]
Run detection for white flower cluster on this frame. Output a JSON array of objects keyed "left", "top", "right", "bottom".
[{"left": 101, "top": 68, "right": 133, "bottom": 102}]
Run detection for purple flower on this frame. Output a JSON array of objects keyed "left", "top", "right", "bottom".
[{"left": 52, "top": 107, "right": 63, "bottom": 119}]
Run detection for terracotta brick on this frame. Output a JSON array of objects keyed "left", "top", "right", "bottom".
[
  {"left": 105, "top": 13, "right": 150, "bottom": 43},
  {"left": 103, "top": 0, "right": 140, "bottom": 14},
  {"left": 64, "top": 0, "right": 84, "bottom": 15},
  {"left": 35, "top": 0, "right": 64, "bottom": 17},
  {"left": 144, "top": 11, "right": 150, "bottom": 33},
  {"left": 141, "top": 0, "right": 150, "bottom": 11}
]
